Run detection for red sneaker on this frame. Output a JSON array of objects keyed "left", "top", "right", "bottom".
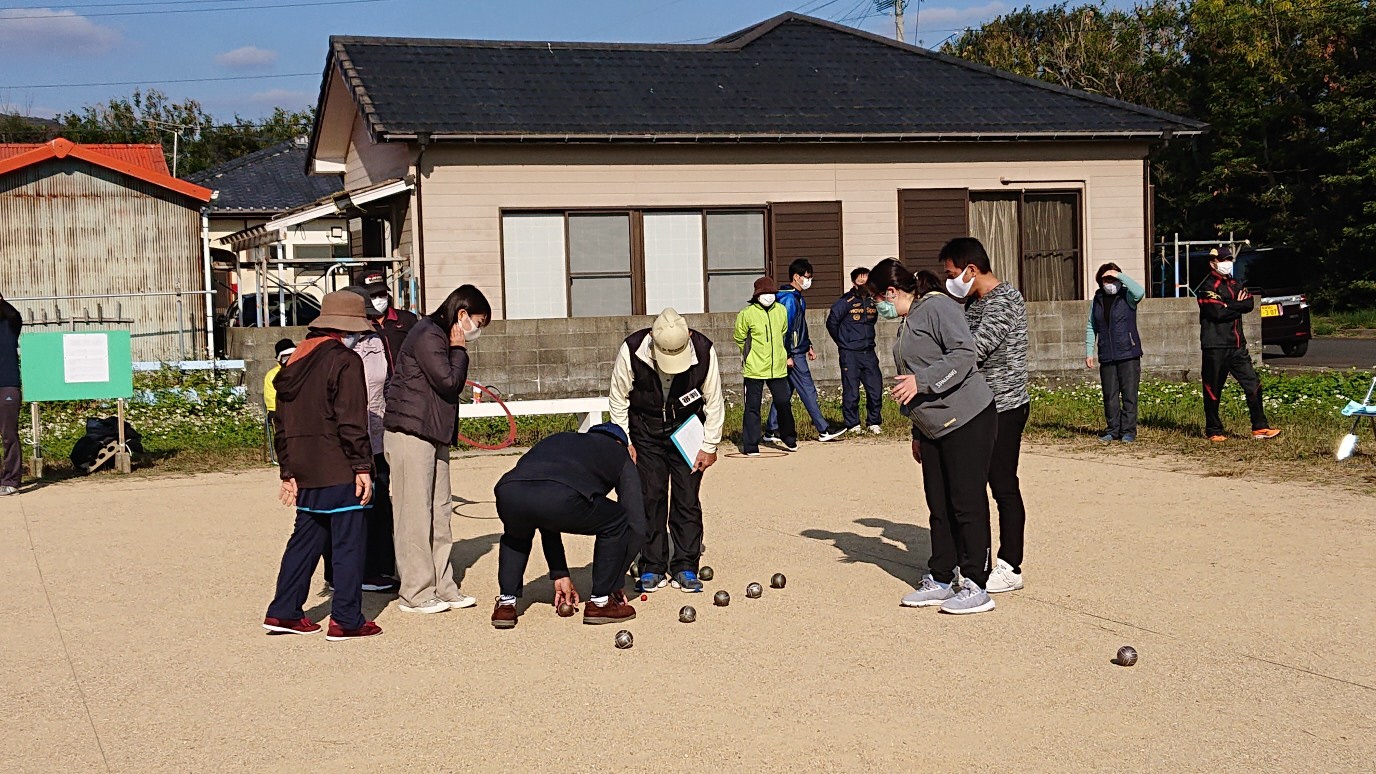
[
  {"left": 326, "top": 620, "right": 383, "bottom": 642},
  {"left": 262, "top": 616, "right": 321, "bottom": 635}
]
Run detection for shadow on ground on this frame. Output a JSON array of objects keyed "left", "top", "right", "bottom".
[{"left": 800, "top": 517, "right": 931, "bottom": 586}]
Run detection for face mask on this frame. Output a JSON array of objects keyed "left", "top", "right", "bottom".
[
  {"left": 342, "top": 334, "right": 360, "bottom": 349},
  {"left": 460, "top": 314, "right": 482, "bottom": 341},
  {"left": 758, "top": 294, "right": 776, "bottom": 307},
  {"left": 799, "top": 277, "right": 813, "bottom": 291},
  {"left": 1216, "top": 261, "right": 1234, "bottom": 276},
  {"left": 1103, "top": 281, "right": 1120, "bottom": 296},
  {"left": 876, "top": 300, "right": 898, "bottom": 320},
  {"left": 945, "top": 267, "right": 975, "bottom": 299},
  {"left": 371, "top": 296, "right": 389, "bottom": 314}
]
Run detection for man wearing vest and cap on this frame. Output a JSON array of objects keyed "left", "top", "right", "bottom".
[
  {"left": 609, "top": 308, "right": 725, "bottom": 595},
  {"left": 358, "top": 270, "right": 417, "bottom": 373}
]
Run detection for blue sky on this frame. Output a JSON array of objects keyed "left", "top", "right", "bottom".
[{"left": 0, "top": 0, "right": 1136, "bottom": 120}]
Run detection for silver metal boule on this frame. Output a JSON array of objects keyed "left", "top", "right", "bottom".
[
  {"left": 615, "top": 630, "right": 634, "bottom": 649},
  {"left": 746, "top": 582, "right": 763, "bottom": 598},
  {"left": 1115, "top": 645, "right": 1138, "bottom": 667},
  {"left": 556, "top": 602, "right": 575, "bottom": 617},
  {"left": 678, "top": 605, "right": 697, "bottom": 623},
  {"left": 713, "top": 590, "right": 730, "bottom": 606},
  {"left": 699, "top": 566, "right": 714, "bottom": 581},
  {"left": 770, "top": 573, "right": 786, "bottom": 589}
]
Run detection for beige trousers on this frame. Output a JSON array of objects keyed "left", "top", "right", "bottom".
[{"left": 384, "top": 430, "right": 460, "bottom": 607}]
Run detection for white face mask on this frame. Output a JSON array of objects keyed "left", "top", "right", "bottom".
[
  {"left": 460, "top": 314, "right": 482, "bottom": 341},
  {"left": 1215, "top": 261, "right": 1234, "bottom": 276},
  {"left": 371, "top": 296, "right": 389, "bottom": 314},
  {"left": 1103, "top": 282, "right": 1120, "bottom": 296},
  {"left": 945, "top": 267, "right": 975, "bottom": 299},
  {"left": 799, "top": 277, "right": 813, "bottom": 291},
  {"left": 758, "top": 294, "right": 776, "bottom": 307}
]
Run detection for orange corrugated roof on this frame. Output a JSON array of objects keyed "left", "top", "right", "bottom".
[
  {"left": 0, "top": 138, "right": 210, "bottom": 202},
  {"left": 0, "top": 142, "right": 170, "bottom": 174}
]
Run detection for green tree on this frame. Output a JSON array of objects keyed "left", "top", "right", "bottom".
[{"left": 51, "top": 89, "right": 314, "bottom": 176}]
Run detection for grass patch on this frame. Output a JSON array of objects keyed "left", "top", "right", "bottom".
[{"left": 1313, "top": 308, "right": 1376, "bottom": 336}]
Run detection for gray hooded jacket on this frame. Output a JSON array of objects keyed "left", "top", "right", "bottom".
[{"left": 892, "top": 292, "right": 995, "bottom": 439}]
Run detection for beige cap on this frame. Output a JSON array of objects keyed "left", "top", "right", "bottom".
[
  {"left": 651, "top": 308, "right": 693, "bottom": 375},
  {"left": 310, "top": 290, "right": 374, "bottom": 333}
]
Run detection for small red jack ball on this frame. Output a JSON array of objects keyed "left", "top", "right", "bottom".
[{"left": 641, "top": 594, "right": 648, "bottom": 601}]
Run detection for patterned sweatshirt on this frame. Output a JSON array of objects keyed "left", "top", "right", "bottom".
[{"left": 964, "top": 282, "right": 1030, "bottom": 412}]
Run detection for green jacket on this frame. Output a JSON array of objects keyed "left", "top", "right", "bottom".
[{"left": 734, "top": 301, "right": 790, "bottom": 380}]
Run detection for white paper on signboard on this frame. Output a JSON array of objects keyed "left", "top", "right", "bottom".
[
  {"left": 669, "top": 415, "right": 705, "bottom": 468},
  {"left": 63, "top": 333, "right": 110, "bottom": 384}
]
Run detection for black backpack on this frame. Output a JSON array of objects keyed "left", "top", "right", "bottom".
[{"left": 70, "top": 417, "right": 144, "bottom": 474}]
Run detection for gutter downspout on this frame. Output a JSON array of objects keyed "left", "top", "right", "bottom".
[
  {"left": 201, "top": 206, "right": 216, "bottom": 359},
  {"left": 413, "top": 132, "right": 430, "bottom": 313}
]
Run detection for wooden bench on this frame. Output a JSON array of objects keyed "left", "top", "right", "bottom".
[{"left": 460, "top": 396, "right": 611, "bottom": 433}]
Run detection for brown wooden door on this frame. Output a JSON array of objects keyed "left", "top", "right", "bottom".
[
  {"left": 768, "top": 200, "right": 844, "bottom": 305},
  {"left": 898, "top": 188, "right": 969, "bottom": 274}
]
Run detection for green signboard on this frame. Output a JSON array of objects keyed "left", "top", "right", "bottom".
[{"left": 19, "top": 330, "right": 134, "bottom": 402}]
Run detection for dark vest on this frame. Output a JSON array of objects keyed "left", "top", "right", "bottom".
[
  {"left": 1092, "top": 292, "right": 1144, "bottom": 364},
  {"left": 624, "top": 328, "right": 713, "bottom": 437}
]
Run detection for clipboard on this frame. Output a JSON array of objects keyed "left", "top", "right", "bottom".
[{"left": 669, "top": 415, "right": 705, "bottom": 467}]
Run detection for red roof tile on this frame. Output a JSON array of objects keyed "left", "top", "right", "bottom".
[{"left": 0, "top": 138, "right": 210, "bottom": 201}]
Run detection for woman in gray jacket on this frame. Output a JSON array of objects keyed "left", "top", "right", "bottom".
[{"left": 869, "top": 260, "right": 998, "bottom": 615}]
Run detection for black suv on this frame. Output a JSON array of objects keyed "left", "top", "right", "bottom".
[{"left": 1163, "top": 246, "right": 1313, "bottom": 357}]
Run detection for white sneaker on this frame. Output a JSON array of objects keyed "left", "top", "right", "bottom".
[
  {"left": 868, "top": 424, "right": 883, "bottom": 435},
  {"left": 444, "top": 594, "right": 478, "bottom": 610},
  {"left": 846, "top": 425, "right": 862, "bottom": 434},
  {"left": 0, "top": 485, "right": 15, "bottom": 496},
  {"left": 762, "top": 433, "right": 782, "bottom": 444},
  {"left": 398, "top": 597, "right": 450, "bottom": 614},
  {"left": 984, "top": 559, "right": 1024, "bottom": 593},
  {"left": 818, "top": 427, "right": 847, "bottom": 442}
]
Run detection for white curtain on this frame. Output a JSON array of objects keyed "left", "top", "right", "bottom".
[
  {"left": 1021, "top": 194, "right": 1079, "bottom": 302},
  {"left": 643, "top": 212, "right": 706, "bottom": 314},
  {"left": 502, "top": 214, "right": 568, "bottom": 319},
  {"left": 969, "top": 195, "right": 1020, "bottom": 287}
]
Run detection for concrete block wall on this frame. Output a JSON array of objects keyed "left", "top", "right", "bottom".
[{"left": 230, "top": 299, "right": 1261, "bottom": 404}]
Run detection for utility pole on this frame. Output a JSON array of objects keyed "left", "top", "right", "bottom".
[{"left": 894, "top": 0, "right": 904, "bottom": 43}]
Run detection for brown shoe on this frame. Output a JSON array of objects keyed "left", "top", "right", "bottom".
[
  {"left": 492, "top": 600, "right": 518, "bottom": 629},
  {"left": 583, "top": 596, "right": 636, "bottom": 625}
]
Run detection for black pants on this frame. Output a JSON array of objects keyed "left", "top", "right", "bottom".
[
  {"left": 1202, "top": 348, "right": 1270, "bottom": 436},
  {"left": 632, "top": 429, "right": 704, "bottom": 577},
  {"left": 839, "top": 348, "right": 883, "bottom": 429},
  {"left": 267, "top": 509, "right": 367, "bottom": 629},
  {"left": 494, "top": 481, "right": 643, "bottom": 599},
  {"left": 918, "top": 402, "right": 997, "bottom": 587},
  {"left": 742, "top": 377, "right": 796, "bottom": 453},
  {"left": 0, "top": 387, "right": 20, "bottom": 488},
  {"left": 990, "top": 403, "right": 1029, "bottom": 573},
  {"left": 1099, "top": 357, "right": 1141, "bottom": 438},
  {"left": 324, "top": 454, "right": 394, "bottom": 583}
]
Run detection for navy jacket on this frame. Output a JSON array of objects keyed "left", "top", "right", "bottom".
[
  {"left": 775, "top": 284, "right": 811, "bottom": 356},
  {"left": 495, "top": 431, "right": 646, "bottom": 527},
  {"left": 826, "top": 289, "right": 878, "bottom": 352},
  {"left": 0, "top": 298, "right": 20, "bottom": 389},
  {"left": 1090, "top": 291, "right": 1143, "bottom": 364}
]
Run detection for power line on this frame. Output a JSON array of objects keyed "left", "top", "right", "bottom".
[
  {"left": 0, "top": 0, "right": 396, "bottom": 20},
  {"left": 1, "top": 72, "right": 318, "bottom": 89},
  {"left": 0, "top": 0, "right": 255, "bottom": 10}
]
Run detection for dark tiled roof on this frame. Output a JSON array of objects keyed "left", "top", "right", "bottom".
[
  {"left": 189, "top": 139, "right": 343, "bottom": 214},
  {"left": 325, "top": 13, "right": 1204, "bottom": 143}
]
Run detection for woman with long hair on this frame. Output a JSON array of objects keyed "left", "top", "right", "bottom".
[
  {"left": 869, "top": 260, "right": 999, "bottom": 615},
  {"left": 383, "top": 285, "right": 491, "bottom": 614}
]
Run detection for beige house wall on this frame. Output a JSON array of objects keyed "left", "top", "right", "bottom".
[
  {"left": 344, "top": 113, "right": 408, "bottom": 191},
  {"left": 405, "top": 142, "right": 1151, "bottom": 319}
]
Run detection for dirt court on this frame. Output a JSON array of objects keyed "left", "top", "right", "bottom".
[{"left": 2, "top": 440, "right": 1373, "bottom": 772}]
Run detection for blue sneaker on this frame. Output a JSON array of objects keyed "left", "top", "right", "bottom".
[
  {"left": 670, "top": 570, "right": 704, "bottom": 593},
  {"left": 1121, "top": 434, "right": 1135, "bottom": 443},
  {"left": 1098, "top": 432, "right": 1117, "bottom": 442},
  {"left": 637, "top": 572, "right": 667, "bottom": 594}
]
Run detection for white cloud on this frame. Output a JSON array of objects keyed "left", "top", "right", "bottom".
[
  {"left": 917, "top": 1, "right": 1011, "bottom": 28},
  {"left": 215, "top": 45, "right": 278, "bottom": 71},
  {"left": 245, "top": 89, "right": 313, "bottom": 106},
  {"left": 0, "top": 8, "right": 121, "bottom": 56}
]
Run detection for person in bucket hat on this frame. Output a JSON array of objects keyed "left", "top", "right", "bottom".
[{"left": 609, "top": 308, "right": 725, "bottom": 594}]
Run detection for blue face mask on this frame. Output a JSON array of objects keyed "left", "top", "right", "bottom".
[{"left": 876, "top": 300, "right": 898, "bottom": 319}]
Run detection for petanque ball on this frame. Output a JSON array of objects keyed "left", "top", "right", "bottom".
[
  {"left": 713, "top": 590, "right": 730, "bottom": 607},
  {"left": 556, "top": 602, "right": 576, "bottom": 617},
  {"left": 679, "top": 605, "right": 697, "bottom": 623},
  {"left": 614, "top": 630, "right": 634, "bottom": 649},
  {"left": 699, "top": 566, "right": 715, "bottom": 581},
  {"left": 746, "top": 582, "right": 763, "bottom": 599},
  {"left": 770, "top": 573, "right": 787, "bottom": 589},
  {"left": 1115, "top": 646, "right": 1138, "bottom": 667}
]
